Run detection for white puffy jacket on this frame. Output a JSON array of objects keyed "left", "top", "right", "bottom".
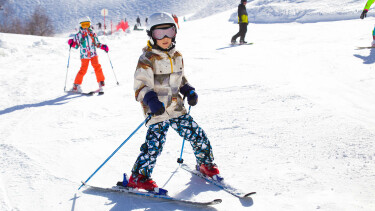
[{"left": 134, "top": 42, "right": 189, "bottom": 125}]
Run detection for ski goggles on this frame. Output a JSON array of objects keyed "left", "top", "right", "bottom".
[
  {"left": 80, "top": 21, "right": 91, "bottom": 28},
  {"left": 152, "top": 26, "right": 176, "bottom": 40}
]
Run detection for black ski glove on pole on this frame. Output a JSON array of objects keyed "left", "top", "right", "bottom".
[
  {"left": 180, "top": 83, "right": 198, "bottom": 106},
  {"left": 361, "top": 10, "right": 368, "bottom": 19}
]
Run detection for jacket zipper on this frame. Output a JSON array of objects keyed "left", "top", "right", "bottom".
[{"left": 166, "top": 53, "right": 174, "bottom": 73}]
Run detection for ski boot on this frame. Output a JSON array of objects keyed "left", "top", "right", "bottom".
[
  {"left": 231, "top": 39, "right": 236, "bottom": 45},
  {"left": 197, "top": 163, "right": 223, "bottom": 182},
  {"left": 239, "top": 40, "right": 247, "bottom": 45},
  {"left": 119, "top": 173, "right": 168, "bottom": 195},
  {"left": 98, "top": 81, "right": 105, "bottom": 95},
  {"left": 71, "top": 84, "right": 82, "bottom": 93}
]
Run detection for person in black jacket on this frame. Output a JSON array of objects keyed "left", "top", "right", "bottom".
[
  {"left": 136, "top": 16, "right": 141, "bottom": 27},
  {"left": 231, "top": 0, "right": 249, "bottom": 44}
]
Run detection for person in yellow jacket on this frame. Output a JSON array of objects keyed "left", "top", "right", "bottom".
[
  {"left": 360, "top": 0, "right": 375, "bottom": 46},
  {"left": 360, "top": 0, "right": 374, "bottom": 19},
  {"left": 231, "top": 0, "right": 249, "bottom": 44}
]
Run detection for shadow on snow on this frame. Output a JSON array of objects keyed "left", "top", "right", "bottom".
[
  {"left": 0, "top": 94, "right": 83, "bottom": 116},
  {"left": 354, "top": 48, "right": 375, "bottom": 64},
  {"left": 80, "top": 180, "right": 219, "bottom": 211}
]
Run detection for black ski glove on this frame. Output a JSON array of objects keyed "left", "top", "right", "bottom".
[
  {"left": 187, "top": 90, "right": 198, "bottom": 106},
  {"left": 143, "top": 91, "right": 165, "bottom": 116},
  {"left": 180, "top": 83, "right": 198, "bottom": 106},
  {"left": 361, "top": 9, "right": 368, "bottom": 19}
]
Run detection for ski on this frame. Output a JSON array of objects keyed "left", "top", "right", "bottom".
[
  {"left": 82, "top": 184, "right": 222, "bottom": 206},
  {"left": 87, "top": 90, "right": 104, "bottom": 95},
  {"left": 65, "top": 89, "right": 104, "bottom": 96},
  {"left": 217, "top": 42, "right": 253, "bottom": 50},
  {"left": 180, "top": 164, "right": 256, "bottom": 199},
  {"left": 66, "top": 91, "right": 94, "bottom": 96},
  {"left": 356, "top": 46, "right": 375, "bottom": 49},
  {"left": 230, "top": 42, "right": 254, "bottom": 46}
]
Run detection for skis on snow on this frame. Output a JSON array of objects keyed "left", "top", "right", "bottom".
[
  {"left": 216, "top": 42, "right": 254, "bottom": 50},
  {"left": 230, "top": 42, "right": 254, "bottom": 46},
  {"left": 81, "top": 164, "right": 255, "bottom": 206},
  {"left": 82, "top": 183, "right": 222, "bottom": 206},
  {"left": 356, "top": 46, "right": 375, "bottom": 49},
  {"left": 180, "top": 164, "right": 256, "bottom": 199},
  {"left": 66, "top": 89, "right": 104, "bottom": 96}
]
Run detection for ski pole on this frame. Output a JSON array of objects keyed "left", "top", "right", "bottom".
[
  {"left": 177, "top": 105, "right": 191, "bottom": 164},
  {"left": 78, "top": 114, "right": 152, "bottom": 190},
  {"left": 106, "top": 52, "right": 120, "bottom": 86},
  {"left": 64, "top": 47, "right": 72, "bottom": 92}
]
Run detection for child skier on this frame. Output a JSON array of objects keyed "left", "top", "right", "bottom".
[
  {"left": 67, "top": 17, "right": 109, "bottom": 93},
  {"left": 123, "top": 12, "right": 220, "bottom": 192}
]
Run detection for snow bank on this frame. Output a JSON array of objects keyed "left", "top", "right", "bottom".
[
  {"left": 228, "top": 0, "right": 365, "bottom": 23},
  {"left": 0, "top": 35, "right": 9, "bottom": 57}
]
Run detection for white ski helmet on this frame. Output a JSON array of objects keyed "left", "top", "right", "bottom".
[
  {"left": 79, "top": 16, "right": 91, "bottom": 24},
  {"left": 146, "top": 12, "right": 177, "bottom": 35},
  {"left": 146, "top": 12, "right": 177, "bottom": 46}
]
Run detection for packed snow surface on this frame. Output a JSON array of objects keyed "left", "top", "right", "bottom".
[{"left": 1, "top": 1, "right": 375, "bottom": 211}]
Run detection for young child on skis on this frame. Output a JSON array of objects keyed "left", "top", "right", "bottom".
[
  {"left": 122, "top": 12, "right": 221, "bottom": 192},
  {"left": 360, "top": 0, "right": 375, "bottom": 47},
  {"left": 67, "top": 16, "right": 109, "bottom": 93}
]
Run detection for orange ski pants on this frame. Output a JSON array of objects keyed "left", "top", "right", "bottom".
[{"left": 74, "top": 56, "right": 105, "bottom": 85}]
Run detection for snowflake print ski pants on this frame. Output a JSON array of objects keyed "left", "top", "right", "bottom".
[{"left": 131, "top": 114, "right": 214, "bottom": 177}]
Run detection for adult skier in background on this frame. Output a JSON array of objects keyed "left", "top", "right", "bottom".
[
  {"left": 360, "top": 0, "right": 375, "bottom": 47},
  {"left": 121, "top": 12, "right": 221, "bottom": 192},
  {"left": 67, "top": 17, "right": 109, "bottom": 93},
  {"left": 231, "top": 0, "right": 248, "bottom": 44},
  {"left": 136, "top": 16, "right": 141, "bottom": 27}
]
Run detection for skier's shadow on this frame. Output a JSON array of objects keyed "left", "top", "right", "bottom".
[
  {"left": 175, "top": 174, "right": 254, "bottom": 208},
  {"left": 239, "top": 195, "right": 254, "bottom": 207},
  {"left": 81, "top": 187, "right": 218, "bottom": 211},
  {"left": 0, "top": 94, "right": 83, "bottom": 116},
  {"left": 354, "top": 48, "right": 375, "bottom": 64},
  {"left": 171, "top": 170, "right": 220, "bottom": 200}
]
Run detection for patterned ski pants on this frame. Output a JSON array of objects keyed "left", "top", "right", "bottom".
[{"left": 131, "top": 114, "right": 214, "bottom": 177}]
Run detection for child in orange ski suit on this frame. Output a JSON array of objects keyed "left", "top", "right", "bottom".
[{"left": 68, "top": 17, "right": 109, "bottom": 92}]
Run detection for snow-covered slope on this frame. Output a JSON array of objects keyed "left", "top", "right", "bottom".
[
  {"left": 1, "top": 1, "right": 375, "bottom": 211},
  {"left": 2, "top": 0, "right": 237, "bottom": 32},
  {"left": 1, "top": 0, "right": 369, "bottom": 32}
]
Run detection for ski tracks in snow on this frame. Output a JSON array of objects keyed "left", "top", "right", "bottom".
[{"left": 195, "top": 83, "right": 375, "bottom": 210}]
